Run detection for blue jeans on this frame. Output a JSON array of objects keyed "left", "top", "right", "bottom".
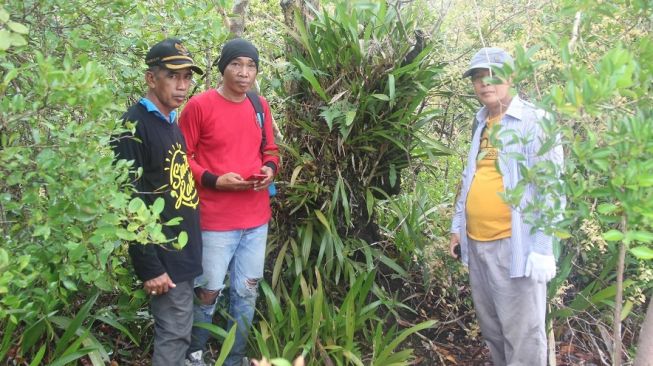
[{"left": 189, "top": 223, "right": 268, "bottom": 366}]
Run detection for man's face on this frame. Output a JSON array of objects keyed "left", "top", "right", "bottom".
[
  {"left": 146, "top": 67, "right": 193, "bottom": 115},
  {"left": 471, "top": 69, "right": 512, "bottom": 109},
  {"left": 222, "top": 56, "right": 257, "bottom": 96}
]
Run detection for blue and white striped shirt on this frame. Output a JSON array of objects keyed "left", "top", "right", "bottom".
[{"left": 451, "top": 96, "right": 564, "bottom": 278}]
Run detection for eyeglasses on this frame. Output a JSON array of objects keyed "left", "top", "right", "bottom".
[{"left": 471, "top": 73, "right": 492, "bottom": 84}]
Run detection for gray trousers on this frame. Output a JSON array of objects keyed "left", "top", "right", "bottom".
[
  {"left": 468, "top": 237, "right": 547, "bottom": 366},
  {"left": 151, "top": 280, "right": 194, "bottom": 366}
]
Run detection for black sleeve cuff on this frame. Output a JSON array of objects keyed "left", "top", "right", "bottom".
[
  {"left": 128, "top": 244, "right": 166, "bottom": 282},
  {"left": 201, "top": 171, "right": 219, "bottom": 188},
  {"left": 264, "top": 162, "right": 277, "bottom": 174}
]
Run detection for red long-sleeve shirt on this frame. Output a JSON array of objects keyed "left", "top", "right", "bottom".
[{"left": 179, "top": 89, "right": 279, "bottom": 230}]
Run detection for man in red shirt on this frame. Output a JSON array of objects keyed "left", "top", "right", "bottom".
[{"left": 179, "top": 38, "right": 279, "bottom": 366}]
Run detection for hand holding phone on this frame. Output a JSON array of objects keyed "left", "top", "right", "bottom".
[{"left": 246, "top": 173, "right": 267, "bottom": 181}]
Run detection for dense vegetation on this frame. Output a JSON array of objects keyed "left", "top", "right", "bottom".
[{"left": 0, "top": 0, "right": 651, "bottom": 365}]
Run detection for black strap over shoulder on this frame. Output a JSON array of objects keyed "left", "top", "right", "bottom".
[
  {"left": 246, "top": 90, "right": 278, "bottom": 197},
  {"left": 246, "top": 90, "right": 266, "bottom": 151}
]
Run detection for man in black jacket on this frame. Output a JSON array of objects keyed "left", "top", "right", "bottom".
[{"left": 113, "top": 38, "right": 204, "bottom": 365}]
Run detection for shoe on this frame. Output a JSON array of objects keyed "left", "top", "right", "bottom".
[
  {"left": 185, "top": 350, "right": 207, "bottom": 366},
  {"left": 240, "top": 357, "right": 250, "bottom": 366}
]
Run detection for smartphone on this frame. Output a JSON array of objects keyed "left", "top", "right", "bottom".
[{"left": 246, "top": 174, "right": 267, "bottom": 181}]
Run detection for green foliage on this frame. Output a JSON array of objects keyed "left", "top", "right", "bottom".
[
  {"left": 253, "top": 269, "right": 434, "bottom": 365},
  {"left": 260, "top": 3, "right": 452, "bottom": 362},
  {"left": 5, "top": 0, "right": 650, "bottom": 363},
  {"left": 376, "top": 182, "right": 441, "bottom": 264},
  {"left": 273, "top": 0, "right": 451, "bottom": 285},
  {"left": 494, "top": 1, "right": 652, "bottom": 360},
  {"left": 0, "top": 0, "right": 230, "bottom": 363},
  {"left": 430, "top": 0, "right": 653, "bottom": 361}
]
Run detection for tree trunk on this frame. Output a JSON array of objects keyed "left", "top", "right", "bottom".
[
  {"left": 230, "top": 0, "right": 249, "bottom": 36},
  {"left": 634, "top": 297, "right": 653, "bottom": 366}
]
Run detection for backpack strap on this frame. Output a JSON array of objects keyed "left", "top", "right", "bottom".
[
  {"left": 246, "top": 90, "right": 277, "bottom": 197},
  {"left": 246, "top": 90, "right": 266, "bottom": 152}
]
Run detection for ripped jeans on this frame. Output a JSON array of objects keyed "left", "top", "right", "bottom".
[{"left": 188, "top": 223, "right": 268, "bottom": 366}]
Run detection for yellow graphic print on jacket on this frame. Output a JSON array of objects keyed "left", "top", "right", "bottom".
[
  {"left": 465, "top": 114, "right": 512, "bottom": 241},
  {"left": 165, "top": 142, "right": 199, "bottom": 210}
]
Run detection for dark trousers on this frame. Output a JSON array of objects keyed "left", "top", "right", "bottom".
[{"left": 151, "top": 280, "right": 194, "bottom": 366}]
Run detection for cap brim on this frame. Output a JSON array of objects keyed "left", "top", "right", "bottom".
[
  {"left": 162, "top": 62, "right": 204, "bottom": 75},
  {"left": 462, "top": 63, "right": 503, "bottom": 78}
]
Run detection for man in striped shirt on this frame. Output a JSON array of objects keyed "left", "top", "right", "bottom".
[{"left": 450, "top": 47, "right": 564, "bottom": 366}]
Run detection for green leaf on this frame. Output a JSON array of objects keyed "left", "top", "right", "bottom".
[
  {"left": 269, "top": 359, "right": 293, "bottom": 366},
  {"left": 53, "top": 292, "right": 99, "bottom": 358},
  {"left": 7, "top": 21, "right": 29, "bottom": 34},
  {"left": 295, "top": 59, "right": 328, "bottom": 102},
  {"left": 128, "top": 198, "right": 144, "bottom": 213},
  {"left": 314, "top": 209, "right": 331, "bottom": 234},
  {"left": 272, "top": 240, "right": 289, "bottom": 288},
  {"left": 389, "top": 164, "right": 397, "bottom": 187},
  {"left": 0, "top": 30, "right": 9, "bottom": 50},
  {"left": 375, "top": 320, "right": 435, "bottom": 362},
  {"left": 2, "top": 69, "right": 18, "bottom": 86},
  {"left": 95, "top": 315, "right": 139, "bottom": 345},
  {"left": 388, "top": 73, "right": 395, "bottom": 101},
  {"left": 8, "top": 32, "right": 26, "bottom": 47},
  {"left": 27, "top": 345, "right": 46, "bottom": 366},
  {"left": 345, "top": 110, "right": 356, "bottom": 126},
  {"left": 342, "top": 350, "right": 365, "bottom": 366},
  {"left": 48, "top": 347, "right": 98, "bottom": 366},
  {"left": 192, "top": 322, "right": 228, "bottom": 339},
  {"left": 0, "top": 8, "right": 10, "bottom": 23},
  {"left": 260, "top": 281, "right": 283, "bottom": 323},
  {"left": 21, "top": 318, "right": 46, "bottom": 354},
  {"left": 365, "top": 188, "right": 374, "bottom": 220},
  {"left": 175, "top": 231, "right": 188, "bottom": 249},
  {"left": 638, "top": 174, "right": 653, "bottom": 187},
  {"left": 378, "top": 254, "right": 407, "bottom": 278},
  {"left": 621, "top": 300, "right": 633, "bottom": 321},
  {"left": 164, "top": 217, "right": 183, "bottom": 226},
  {"left": 597, "top": 203, "right": 619, "bottom": 215},
  {"left": 152, "top": 197, "right": 165, "bottom": 216},
  {"left": 0, "top": 248, "right": 8, "bottom": 269},
  {"left": 628, "top": 231, "right": 653, "bottom": 244},
  {"left": 319, "top": 107, "right": 340, "bottom": 130},
  {"left": 0, "top": 317, "right": 17, "bottom": 360},
  {"left": 371, "top": 93, "right": 390, "bottom": 101},
  {"left": 602, "top": 229, "right": 624, "bottom": 242},
  {"left": 32, "top": 225, "right": 51, "bottom": 239},
  {"left": 214, "top": 324, "right": 237, "bottom": 366},
  {"left": 116, "top": 228, "right": 137, "bottom": 241},
  {"left": 630, "top": 246, "right": 653, "bottom": 260}
]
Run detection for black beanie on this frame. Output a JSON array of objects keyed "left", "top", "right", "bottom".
[{"left": 217, "top": 38, "right": 259, "bottom": 75}]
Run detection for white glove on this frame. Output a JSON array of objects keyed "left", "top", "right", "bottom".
[{"left": 525, "top": 252, "right": 556, "bottom": 283}]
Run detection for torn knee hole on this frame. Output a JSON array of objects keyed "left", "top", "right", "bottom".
[
  {"left": 244, "top": 278, "right": 261, "bottom": 290},
  {"left": 195, "top": 288, "right": 220, "bottom": 305}
]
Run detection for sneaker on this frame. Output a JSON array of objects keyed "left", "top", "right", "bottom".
[
  {"left": 185, "top": 350, "right": 207, "bottom": 366},
  {"left": 240, "top": 357, "right": 250, "bottom": 366}
]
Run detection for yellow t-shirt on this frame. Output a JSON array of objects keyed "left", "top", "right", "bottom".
[{"left": 465, "top": 114, "right": 512, "bottom": 241}]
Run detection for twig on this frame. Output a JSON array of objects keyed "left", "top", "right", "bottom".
[{"left": 568, "top": 11, "right": 582, "bottom": 54}]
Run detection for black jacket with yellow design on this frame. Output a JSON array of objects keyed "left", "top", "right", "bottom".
[{"left": 113, "top": 103, "right": 202, "bottom": 283}]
